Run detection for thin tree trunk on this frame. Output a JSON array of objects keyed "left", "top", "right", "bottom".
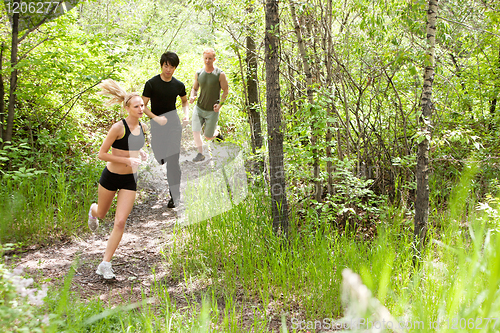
[
  {"left": 234, "top": 45, "right": 248, "bottom": 109},
  {"left": 246, "top": 11, "right": 262, "bottom": 155},
  {"left": 289, "top": 0, "right": 322, "bottom": 202},
  {"left": 414, "top": 0, "right": 439, "bottom": 255},
  {"left": 5, "top": 9, "right": 19, "bottom": 144},
  {"left": 326, "top": 113, "right": 333, "bottom": 194},
  {"left": 0, "top": 43, "right": 5, "bottom": 143},
  {"left": 324, "top": 0, "right": 334, "bottom": 194},
  {"left": 450, "top": 53, "right": 472, "bottom": 113},
  {"left": 266, "top": 0, "right": 288, "bottom": 235},
  {"left": 490, "top": 46, "right": 500, "bottom": 115},
  {"left": 340, "top": 78, "right": 350, "bottom": 158}
]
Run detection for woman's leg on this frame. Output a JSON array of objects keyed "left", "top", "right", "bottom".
[
  {"left": 91, "top": 184, "right": 116, "bottom": 219},
  {"left": 103, "top": 189, "right": 136, "bottom": 262}
]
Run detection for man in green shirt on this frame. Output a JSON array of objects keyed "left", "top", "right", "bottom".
[{"left": 189, "top": 48, "right": 229, "bottom": 162}]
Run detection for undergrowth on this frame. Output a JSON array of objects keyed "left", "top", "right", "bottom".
[{"left": 2, "top": 163, "right": 500, "bottom": 332}]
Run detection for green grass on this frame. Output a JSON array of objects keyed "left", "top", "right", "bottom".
[
  {"left": 3, "top": 162, "right": 500, "bottom": 332},
  {"left": 170, "top": 190, "right": 416, "bottom": 324},
  {"left": 0, "top": 163, "right": 101, "bottom": 244},
  {"left": 167, "top": 177, "right": 500, "bottom": 332},
  {"left": 36, "top": 265, "right": 270, "bottom": 332}
]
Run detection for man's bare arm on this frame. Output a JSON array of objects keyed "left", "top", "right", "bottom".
[
  {"left": 181, "top": 95, "right": 189, "bottom": 126},
  {"left": 142, "top": 96, "right": 167, "bottom": 125},
  {"left": 189, "top": 73, "right": 199, "bottom": 104},
  {"left": 214, "top": 72, "right": 229, "bottom": 112}
]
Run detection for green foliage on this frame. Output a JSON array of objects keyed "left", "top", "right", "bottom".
[
  {"left": 0, "top": 139, "right": 36, "bottom": 174},
  {"left": 1, "top": 5, "right": 124, "bottom": 178},
  {"left": 285, "top": 96, "right": 386, "bottom": 222},
  {"left": 0, "top": 162, "right": 101, "bottom": 243},
  {"left": 321, "top": 159, "right": 385, "bottom": 224},
  {"left": 168, "top": 171, "right": 500, "bottom": 331},
  {"left": 1, "top": 0, "right": 500, "bottom": 330},
  {"left": 271, "top": 0, "right": 500, "bottom": 210},
  {"left": 170, "top": 188, "right": 408, "bottom": 321}
]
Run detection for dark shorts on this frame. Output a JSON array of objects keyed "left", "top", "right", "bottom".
[{"left": 99, "top": 166, "right": 137, "bottom": 191}]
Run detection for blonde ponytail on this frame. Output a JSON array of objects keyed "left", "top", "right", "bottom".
[{"left": 98, "top": 79, "right": 140, "bottom": 108}]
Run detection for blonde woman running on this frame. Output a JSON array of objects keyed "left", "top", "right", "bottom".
[{"left": 88, "top": 79, "right": 148, "bottom": 279}]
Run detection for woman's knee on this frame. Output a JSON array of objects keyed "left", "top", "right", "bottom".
[
  {"left": 113, "top": 217, "right": 127, "bottom": 230},
  {"left": 95, "top": 208, "right": 107, "bottom": 219}
]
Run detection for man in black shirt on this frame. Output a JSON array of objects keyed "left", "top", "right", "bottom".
[{"left": 142, "top": 51, "right": 189, "bottom": 208}]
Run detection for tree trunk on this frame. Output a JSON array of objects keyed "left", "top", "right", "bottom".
[
  {"left": 246, "top": 5, "right": 262, "bottom": 155},
  {"left": 414, "top": 0, "right": 439, "bottom": 254},
  {"left": 490, "top": 46, "right": 500, "bottom": 115},
  {"left": 289, "top": 0, "right": 322, "bottom": 202},
  {"left": 323, "top": 0, "right": 335, "bottom": 194},
  {"left": 450, "top": 53, "right": 472, "bottom": 113},
  {"left": 3, "top": 1, "right": 76, "bottom": 145},
  {"left": 266, "top": 0, "right": 288, "bottom": 235},
  {"left": 5, "top": 10, "right": 19, "bottom": 144},
  {"left": 0, "top": 43, "right": 5, "bottom": 142}
]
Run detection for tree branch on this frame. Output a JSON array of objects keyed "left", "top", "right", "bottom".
[
  {"left": 437, "top": 16, "right": 500, "bottom": 38},
  {"left": 19, "top": 37, "right": 53, "bottom": 61},
  {"left": 45, "top": 75, "right": 113, "bottom": 130},
  {"left": 18, "top": 1, "right": 63, "bottom": 43}
]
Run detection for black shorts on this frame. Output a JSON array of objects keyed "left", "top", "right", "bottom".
[{"left": 99, "top": 166, "right": 137, "bottom": 191}]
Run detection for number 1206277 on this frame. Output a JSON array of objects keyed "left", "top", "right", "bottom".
[{"left": 6, "top": 2, "right": 62, "bottom": 14}]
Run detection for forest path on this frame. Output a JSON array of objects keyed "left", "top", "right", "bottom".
[{"left": 9, "top": 129, "right": 244, "bottom": 308}]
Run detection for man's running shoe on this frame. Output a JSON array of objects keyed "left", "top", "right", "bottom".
[
  {"left": 96, "top": 261, "right": 116, "bottom": 279},
  {"left": 88, "top": 203, "right": 98, "bottom": 232},
  {"left": 215, "top": 132, "right": 224, "bottom": 142},
  {"left": 192, "top": 153, "right": 206, "bottom": 162},
  {"left": 167, "top": 196, "right": 176, "bottom": 208}
]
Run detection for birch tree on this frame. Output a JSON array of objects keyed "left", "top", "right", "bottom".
[{"left": 414, "top": 0, "right": 439, "bottom": 252}]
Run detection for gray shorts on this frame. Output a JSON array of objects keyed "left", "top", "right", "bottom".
[{"left": 192, "top": 105, "right": 219, "bottom": 138}]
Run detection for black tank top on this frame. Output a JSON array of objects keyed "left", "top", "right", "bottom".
[{"left": 111, "top": 119, "right": 145, "bottom": 151}]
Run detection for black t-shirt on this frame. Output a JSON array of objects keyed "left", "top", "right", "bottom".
[{"left": 142, "top": 75, "right": 186, "bottom": 116}]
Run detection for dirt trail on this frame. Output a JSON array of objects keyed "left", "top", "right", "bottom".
[{"left": 8, "top": 131, "right": 244, "bottom": 307}]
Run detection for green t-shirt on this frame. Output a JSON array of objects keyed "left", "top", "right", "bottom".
[{"left": 196, "top": 67, "right": 222, "bottom": 112}]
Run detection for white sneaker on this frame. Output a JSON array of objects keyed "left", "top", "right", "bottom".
[
  {"left": 96, "top": 261, "right": 116, "bottom": 279},
  {"left": 88, "top": 203, "right": 98, "bottom": 232}
]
